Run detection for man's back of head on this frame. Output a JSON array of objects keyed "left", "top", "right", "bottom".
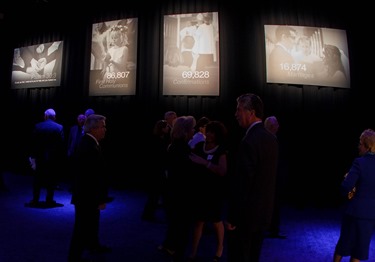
[{"left": 44, "top": 108, "right": 56, "bottom": 120}]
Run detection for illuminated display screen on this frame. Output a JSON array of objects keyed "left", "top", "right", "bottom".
[
  {"left": 89, "top": 18, "right": 138, "bottom": 96},
  {"left": 265, "top": 25, "right": 350, "bottom": 88},
  {"left": 11, "top": 41, "right": 63, "bottom": 89},
  {"left": 163, "top": 12, "right": 220, "bottom": 96}
]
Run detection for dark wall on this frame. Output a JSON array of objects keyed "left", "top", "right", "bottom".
[{"left": 0, "top": 0, "right": 369, "bottom": 206}]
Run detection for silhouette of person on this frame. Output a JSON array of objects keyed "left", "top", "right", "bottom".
[
  {"left": 26, "top": 108, "right": 65, "bottom": 207},
  {"left": 226, "top": 94, "right": 279, "bottom": 262},
  {"left": 68, "top": 114, "right": 112, "bottom": 261}
]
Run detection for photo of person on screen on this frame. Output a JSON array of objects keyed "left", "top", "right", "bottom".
[
  {"left": 292, "top": 36, "right": 321, "bottom": 64},
  {"left": 179, "top": 18, "right": 199, "bottom": 69},
  {"left": 101, "top": 24, "right": 129, "bottom": 79},
  {"left": 91, "top": 22, "right": 110, "bottom": 71},
  {"left": 291, "top": 35, "right": 324, "bottom": 75},
  {"left": 13, "top": 48, "right": 25, "bottom": 68},
  {"left": 267, "top": 26, "right": 297, "bottom": 80},
  {"left": 317, "top": 44, "right": 349, "bottom": 87},
  {"left": 193, "top": 13, "right": 218, "bottom": 72}
]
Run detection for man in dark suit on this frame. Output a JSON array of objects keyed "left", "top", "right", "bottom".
[
  {"left": 68, "top": 114, "right": 111, "bottom": 262},
  {"left": 67, "top": 114, "right": 86, "bottom": 159},
  {"left": 27, "top": 108, "right": 65, "bottom": 207},
  {"left": 264, "top": 116, "right": 287, "bottom": 239},
  {"left": 226, "top": 93, "right": 279, "bottom": 262},
  {"left": 66, "top": 113, "right": 86, "bottom": 191}
]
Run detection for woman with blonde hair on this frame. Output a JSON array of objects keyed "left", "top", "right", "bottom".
[
  {"left": 333, "top": 129, "right": 375, "bottom": 262},
  {"left": 159, "top": 116, "right": 196, "bottom": 262}
]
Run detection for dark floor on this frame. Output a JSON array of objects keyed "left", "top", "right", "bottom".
[{"left": 1, "top": 171, "right": 375, "bottom": 262}]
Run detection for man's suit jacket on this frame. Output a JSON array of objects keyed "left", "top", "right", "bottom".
[
  {"left": 67, "top": 125, "right": 83, "bottom": 158},
  {"left": 71, "top": 134, "right": 108, "bottom": 207},
  {"left": 228, "top": 122, "right": 279, "bottom": 234},
  {"left": 30, "top": 118, "right": 65, "bottom": 167}
]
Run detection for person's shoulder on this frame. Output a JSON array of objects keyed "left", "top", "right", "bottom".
[
  {"left": 360, "top": 153, "right": 375, "bottom": 161},
  {"left": 250, "top": 122, "right": 264, "bottom": 131},
  {"left": 249, "top": 124, "right": 274, "bottom": 139},
  {"left": 34, "top": 121, "right": 44, "bottom": 128},
  {"left": 270, "top": 45, "right": 282, "bottom": 54},
  {"left": 34, "top": 120, "right": 51, "bottom": 130},
  {"left": 50, "top": 121, "right": 63, "bottom": 129},
  {"left": 78, "top": 135, "right": 95, "bottom": 147}
]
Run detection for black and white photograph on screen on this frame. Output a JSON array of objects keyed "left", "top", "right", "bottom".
[
  {"left": 89, "top": 18, "right": 138, "bottom": 96},
  {"left": 265, "top": 25, "right": 350, "bottom": 88},
  {"left": 11, "top": 41, "right": 63, "bottom": 89},
  {"left": 163, "top": 12, "right": 219, "bottom": 96}
]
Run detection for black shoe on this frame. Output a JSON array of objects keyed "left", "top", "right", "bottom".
[
  {"left": 25, "top": 200, "right": 39, "bottom": 207},
  {"left": 46, "top": 201, "right": 64, "bottom": 208},
  {"left": 90, "top": 245, "right": 112, "bottom": 253}
]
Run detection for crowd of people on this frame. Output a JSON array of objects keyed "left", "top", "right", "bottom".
[
  {"left": 145, "top": 101, "right": 375, "bottom": 262},
  {"left": 4, "top": 91, "right": 373, "bottom": 262},
  {"left": 144, "top": 94, "right": 284, "bottom": 262},
  {"left": 20, "top": 107, "right": 112, "bottom": 261}
]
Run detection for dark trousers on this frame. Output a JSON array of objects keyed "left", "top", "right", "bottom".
[
  {"left": 227, "top": 228, "right": 264, "bottom": 262},
  {"left": 162, "top": 192, "right": 192, "bottom": 261},
  {"left": 142, "top": 171, "right": 166, "bottom": 219},
  {"left": 32, "top": 170, "right": 55, "bottom": 202},
  {"left": 68, "top": 204, "right": 100, "bottom": 261}
]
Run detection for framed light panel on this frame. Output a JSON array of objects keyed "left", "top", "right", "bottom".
[
  {"left": 265, "top": 25, "right": 350, "bottom": 88},
  {"left": 89, "top": 18, "right": 138, "bottom": 96},
  {"left": 163, "top": 12, "right": 220, "bottom": 96},
  {"left": 11, "top": 41, "right": 63, "bottom": 89}
]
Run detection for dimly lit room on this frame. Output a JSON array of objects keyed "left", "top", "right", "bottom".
[{"left": 0, "top": 0, "right": 373, "bottom": 261}]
